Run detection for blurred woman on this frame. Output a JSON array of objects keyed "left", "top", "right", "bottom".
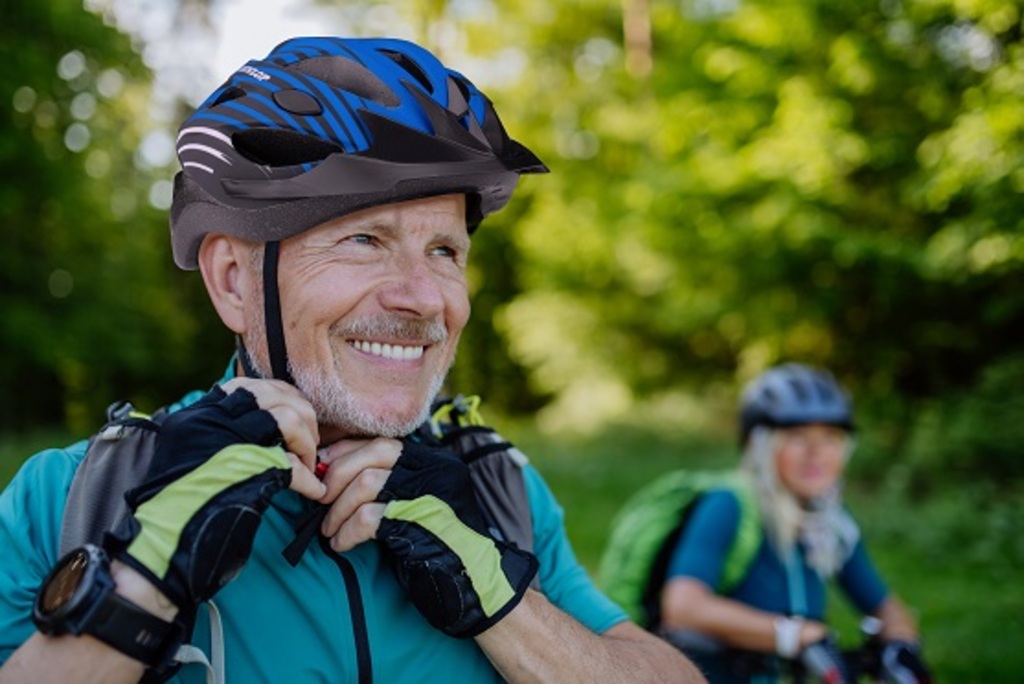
[{"left": 659, "top": 363, "right": 931, "bottom": 683}]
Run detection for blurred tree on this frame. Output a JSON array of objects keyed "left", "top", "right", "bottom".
[
  {"left": 0, "top": 0, "right": 230, "bottom": 433},
  {"left": 454, "top": 0, "right": 1024, "bottom": 448}
]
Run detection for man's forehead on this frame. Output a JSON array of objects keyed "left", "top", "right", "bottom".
[{"left": 323, "top": 194, "right": 467, "bottom": 232}]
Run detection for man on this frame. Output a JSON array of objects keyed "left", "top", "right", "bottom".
[{"left": 0, "top": 37, "right": 703, "bottom": 682}]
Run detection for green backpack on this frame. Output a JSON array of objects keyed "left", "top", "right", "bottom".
[{"left": 596, "top": 469, "right": 762, "bottom": 628}]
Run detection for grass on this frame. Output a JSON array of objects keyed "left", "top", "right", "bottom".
[{"left": 3, "top": 420, "right": 1020, "bottom": 681}]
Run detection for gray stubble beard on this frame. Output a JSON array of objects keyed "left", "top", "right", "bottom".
[{"left": 242, "top": 316, "right": 451, "bottom": 438}]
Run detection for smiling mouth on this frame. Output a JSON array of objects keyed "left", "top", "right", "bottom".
[{"left": 349, "top": 339, "right": 426, "bottom": 360}]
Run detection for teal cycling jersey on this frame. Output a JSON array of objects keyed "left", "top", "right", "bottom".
[
  {"left": 0, "top": 376, "right": 626, "bottom": 682},
  {"left": 667, "top": 489, "right": 888, "bottom": 618}
]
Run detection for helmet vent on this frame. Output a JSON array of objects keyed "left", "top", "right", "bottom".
[
  {"left": 378, "top": 49, "right": 434, "bottom": 94},
  {"left": 451, "top": 75, "right": 472, "bottom": 106},
  {"left": 787, "top": 378, "right": 809, "bottom": 402},
  {"left": 809, "top": 379, "right": 825, "bottom": 401},
  {"left": 287, "top": 56, "right": 399, "bottom": 107},
  {"left": 211, "top": 86, "right": 247, "bottom": 108},
  {"left": 232, "top": 128, "right": 344, "bottom": 167}
]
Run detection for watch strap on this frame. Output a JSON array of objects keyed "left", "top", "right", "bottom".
[{"left": 88, "top": 590, "right": 183, "bottom": 668}]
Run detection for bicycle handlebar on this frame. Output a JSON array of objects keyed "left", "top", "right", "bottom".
[{"left": 660, "top": 617, "right": 930, "bottom": 683}]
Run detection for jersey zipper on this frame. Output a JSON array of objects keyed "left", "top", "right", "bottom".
[{"left": 319, "top": 536, "right": 373, "bottom": 684}]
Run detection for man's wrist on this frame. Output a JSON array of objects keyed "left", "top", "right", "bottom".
[{"left": 110, "top": 560, "right": 179, "bottom": 622}]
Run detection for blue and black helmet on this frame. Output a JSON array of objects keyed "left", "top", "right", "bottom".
[
  {"left": 739, "top": 363, "right": 855, "bottom": 445},
  {"left": 170, "top": 36, "right": 547, "bottom": 270}
]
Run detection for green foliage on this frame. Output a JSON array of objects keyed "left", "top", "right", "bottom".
[
  {"left": 0, "top": 0, "right": 232, "bottom": 434},
  {"left": 904, "top": 352, "right": 1024, "bottom": 485},
  {"left": 456, "top": 0, "right": 1024, "bottom": 452}
]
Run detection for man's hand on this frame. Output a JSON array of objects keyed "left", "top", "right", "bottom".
[
  {"left": 374, "top": 439, "right": 538, "bottom": 637},
  {"left": 104, "top": 380, "right": 326, "bottom": 613},
  {"left": 315, "top": 438, "right": 538, "bottom": 637},
  {"left": 221, "top": 378, "right": 326, "bottom": 498},
  {"left": 316, "top": 437, "right": 402, "bottom": 550}
]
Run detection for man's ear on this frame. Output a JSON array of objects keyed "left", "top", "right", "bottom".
[{"left": 197, "top": 234, "right": 254, "bottom": 335}]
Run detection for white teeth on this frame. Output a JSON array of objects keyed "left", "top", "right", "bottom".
[{"left": 352, "top": 340, "right": 425, "bottom": 360}]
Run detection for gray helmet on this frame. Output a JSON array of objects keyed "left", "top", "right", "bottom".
[
  {"left": 169, "top": 36, "right": 547, "bottom": 270},
  {"left": 739, "top": 363, "right": 854, "bottom": 445}
]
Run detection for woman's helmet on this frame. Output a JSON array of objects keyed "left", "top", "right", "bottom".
[
  {"left": 739, "top": 363, "right": 854, "bottom": 445},
  {"left": 170, "top": 36, "right": 547, "bottom": 270}
]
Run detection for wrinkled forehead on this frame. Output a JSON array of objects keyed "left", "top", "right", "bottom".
[{"left": 302, "top": 194, "right": 469, "bottom": 241}]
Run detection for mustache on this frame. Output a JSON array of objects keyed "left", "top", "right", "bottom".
[{"left": 332, "top": 315, "right": 448, "bottom": 344}]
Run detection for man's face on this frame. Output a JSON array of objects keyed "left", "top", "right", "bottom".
[{"left": 243, "top": 194, "right": 471, "bottom": 439}]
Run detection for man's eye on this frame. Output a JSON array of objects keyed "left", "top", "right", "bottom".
[{"left": 347, "top": 234, "right": 375, "bottom": 245}]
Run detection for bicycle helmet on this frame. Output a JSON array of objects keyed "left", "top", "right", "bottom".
[
  {"left": 170, "top": 36, "right": 547, "bottom": 270},
  {"left": 739, "top": 363, "right": 854, "bottom": 445},
  {"left": 169, "top": 36, "right": 547, "bottom": 383}
]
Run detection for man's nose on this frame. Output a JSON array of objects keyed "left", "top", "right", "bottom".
[{"left": 377, "top": 255, "right": 446, "bottom": 317}]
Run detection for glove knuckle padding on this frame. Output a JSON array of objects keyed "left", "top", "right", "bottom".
[
  {"left": 104, "top": 387, "right": 292, "bottom": 611},
  {"left": 181, "top": 470, "right": 289, "bottom": 600},
  {"left": 376, "top": 440, "right": 538, "bottom": 638},
  {"left": 186, "top": 503, "right": 260, "bottom": 599},
  {"left": 154, "top": 387, "right": 283, "bottom": 466}
]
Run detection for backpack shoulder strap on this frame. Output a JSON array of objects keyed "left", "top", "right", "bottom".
[
  {"left": 718, "top": 474, "right": 761, "bottom": 594},
  {"left": 420, "top": 396, "right": 536, "bottom": 572},
  {"left": 59, "top": 401, "right": 167, "bottom": 556},
  {"left": 60, "top": 400, "right": 226, "bottom": 682}
]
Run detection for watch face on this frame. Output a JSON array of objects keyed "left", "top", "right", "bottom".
[{"left": 39, "top": 548, "right": 89, "bottom": 615}]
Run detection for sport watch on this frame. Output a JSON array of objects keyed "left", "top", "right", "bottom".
[{"left": 32, "top": 544, "right": 182, "bottom": 669}]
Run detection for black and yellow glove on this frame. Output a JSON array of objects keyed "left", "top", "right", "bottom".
[
  {"left": 375, "top": 439, "right": 539, "bottom": 638},
  {"left": 104, "top": 386, "right": 292, "bottom": 613}
]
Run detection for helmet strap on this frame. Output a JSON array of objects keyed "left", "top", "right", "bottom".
[
  {"left": 235, "top": 335, "right": 262, "bottom": 378},
  {"left": 263, "top": 240, "right": 295, "bottom": 385}
]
